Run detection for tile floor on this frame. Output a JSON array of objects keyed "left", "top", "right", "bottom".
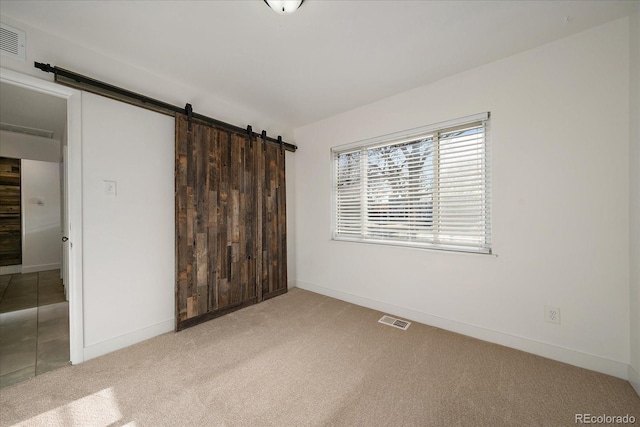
[{"left": 0, "top": 270, "right": 70, "bottom": 388}]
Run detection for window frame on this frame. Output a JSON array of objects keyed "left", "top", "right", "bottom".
[{"left": 331, "top": 112, "right": 491, "bottom": 254}]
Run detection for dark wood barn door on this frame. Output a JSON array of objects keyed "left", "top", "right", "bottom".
[
  {"left": 0, "top": 157, "right": 21, "bottom": 267},
  {"left": 175, "top": 114, "right": 287, "bottom": 331},
  {"left": 260, "top": 143, "right": 287, "bottom": 300}
]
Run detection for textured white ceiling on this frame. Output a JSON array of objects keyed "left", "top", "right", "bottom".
[{"left": 1, "top": 0, "right": 637, "bottom": 131}]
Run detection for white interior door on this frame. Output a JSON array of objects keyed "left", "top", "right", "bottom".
[{"left": 62, "top": 145, "right": 69, "bottom": 299}]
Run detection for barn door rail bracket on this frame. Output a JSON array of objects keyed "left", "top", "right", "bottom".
[
  {"left": 261, "top": 130, "right": 267, "bottom": 151},
  {"left": 185, "top": 103, "right": 193, "bottom": 131},
  {"left": 33, "top": 61, "right": 297, "bottom": 152},
  {"left": 247, "top": 125, "right": 253, "bottom": 148}
]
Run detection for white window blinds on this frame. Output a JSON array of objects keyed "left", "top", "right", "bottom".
[{"left": 333, "top": 113, "right": 491, "bottom": 254}]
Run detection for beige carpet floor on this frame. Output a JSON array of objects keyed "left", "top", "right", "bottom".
[{"left": 0, "top": 288, "right": 638, "bottom": 426}]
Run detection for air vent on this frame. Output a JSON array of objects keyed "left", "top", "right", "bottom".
[
  {"left": 378, "top": 315, "right": 411, "bottom": 331},
  {"left": 1, "top": 23, "right": 26, "bottom": 60},
  {"left": 0, "top": 123, "right": 54, "bottom": 139}
]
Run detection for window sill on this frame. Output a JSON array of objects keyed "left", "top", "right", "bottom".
[{"left": 330, "top": 236, "right": 495, "bottom": 256}]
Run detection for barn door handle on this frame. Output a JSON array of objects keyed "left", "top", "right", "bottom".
[{"left": 62, "top": 236, "right": 69, "bottom": 242}]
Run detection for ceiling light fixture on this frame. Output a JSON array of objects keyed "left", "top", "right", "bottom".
[{"left": 264, "top": 0, "right": 304, "bottom": 15}]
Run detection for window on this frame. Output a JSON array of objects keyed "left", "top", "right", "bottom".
[{"left": 332, "top": 113, "right": 490, "bottom": 254}]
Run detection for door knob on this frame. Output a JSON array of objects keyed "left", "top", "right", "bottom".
[{"left": 62, "top": 236, "right": 69, "bottom": 242}]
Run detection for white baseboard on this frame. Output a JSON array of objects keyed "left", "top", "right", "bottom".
[
  {"left": 288, "top": 279, "right": 297, "bottom": 288},
  {"left": 83, "top": 319, "right": 174, "bottom": 362},
  {"left": 22, "top": 263, "right": 61, "bottom": 274},
  {"left": 629, "top": 364, "right": 640, "bottom": 397},
  {"left": 296, "top": 280, "right": 630, "bottom": 380},
  {"left": 0, "top": 265, "right": 22, "bottom": 275}
]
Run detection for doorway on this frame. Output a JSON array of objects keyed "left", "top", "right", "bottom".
[
  {"left": 0, "top": 82, "right": 67, "bottom": 387},
  {"left": 0, "top": 68, "right": 83, "bottom": 385}
]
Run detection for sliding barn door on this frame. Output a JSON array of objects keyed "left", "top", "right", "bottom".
[
  {"left": 175, "top": 114, "right": 287, "bottom": 331},
  {"left": 0, "top": 158, "right": 21, "bottom": 267}
]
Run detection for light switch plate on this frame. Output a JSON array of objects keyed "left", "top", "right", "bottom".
[{"left": 103, "top": 180, "right": 117, "bottom": 196}]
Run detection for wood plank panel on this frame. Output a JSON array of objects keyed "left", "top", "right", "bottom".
[
  {"left": 261, "top": 144, "right": 287, "bottom": 300},
  {"left": 254, "top": 137, "right": 264, "bottom": 303},
  {"left": 175, "top": 116, "right": 189, "bottom": 323},
  {"left": 0, "top": 157, "right": 21, "bottom": 266}
]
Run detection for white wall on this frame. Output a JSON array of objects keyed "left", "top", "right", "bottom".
[
  {"left": 294, "top": 18, "right": 632, "bottom": 379},
  {"left": 81, "top": 92, "right": 175, "bottom": 360},
  {"left": 0, "top": 130, "right": 60, "bottom": 163},
  {"left": 629, "top": 11, "right": 640, "bottom": 395},
  {"left": 1, "top": 132, "right": 62, "bottom": 273},
  {"left": 0, "top": 117, "right": 64, "bottom": 274},
  {"left": 286, "top": 151, "right": 297, "bottom": 287},
  {"left": 21, "top": 159, "right": 61, "bottom": 273}
]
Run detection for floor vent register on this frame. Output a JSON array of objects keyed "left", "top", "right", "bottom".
[{"left": 378, "top": 315, "right": 411, "bottom": 331}]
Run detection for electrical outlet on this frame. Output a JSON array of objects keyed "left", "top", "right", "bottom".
[
  {"left": 103, "top": 180, "right": 117, "bottom": 197},
  {"left": 544, "top": 305, "right": 561, "bottom": 325}
]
